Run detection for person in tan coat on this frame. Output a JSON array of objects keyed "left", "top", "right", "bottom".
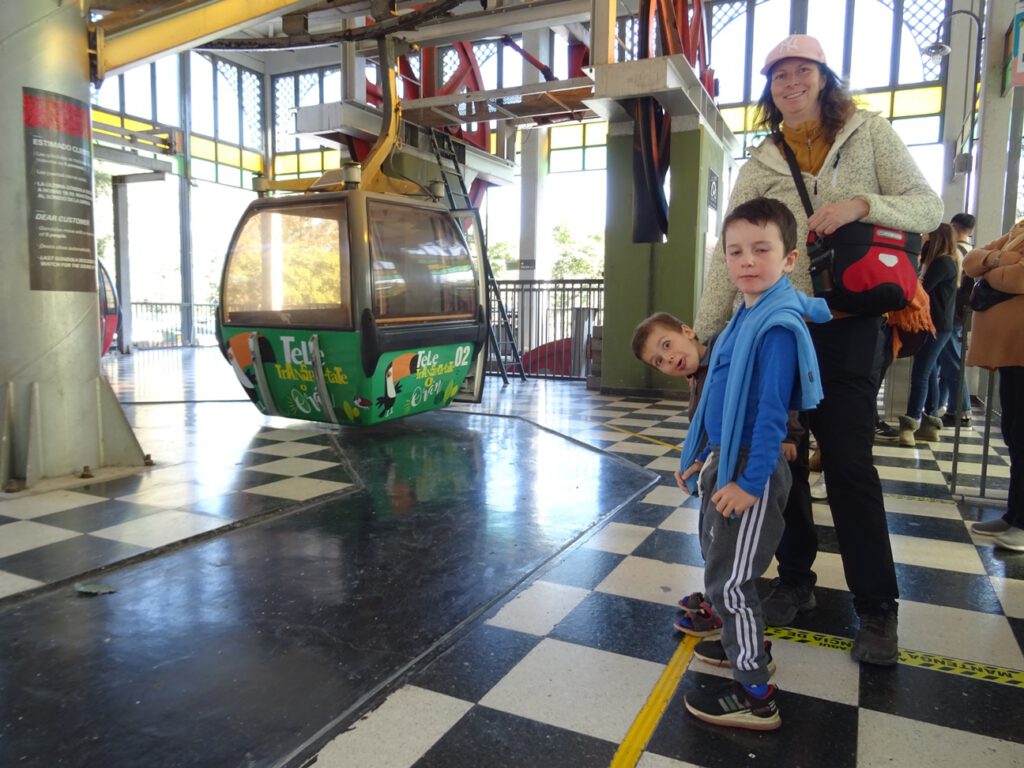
[{"left": 963, "top": 221, "right": 1024, "bottom": 551}]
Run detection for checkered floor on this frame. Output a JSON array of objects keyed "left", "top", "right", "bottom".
[{"left": 1, "top": 349, "right": 1021, "bottom": 767}]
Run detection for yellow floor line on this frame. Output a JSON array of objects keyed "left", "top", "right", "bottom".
[
  {"left": 611, "top": 636, "right": 696, "bottom": 768},
  {"left": 591, "top": 420, "right": 682, "bottom": 452},
  {"left": 765, "top": 626, "right": 1024, "bottom": 687}
]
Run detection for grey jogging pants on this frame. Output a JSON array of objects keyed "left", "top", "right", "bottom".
[{"left": 698, "top": 449, "right": 791, "bottom": 685}]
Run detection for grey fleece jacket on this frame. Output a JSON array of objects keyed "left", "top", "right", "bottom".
[{"left": 694, "top": 110, "right": 944, "bottom": 341}]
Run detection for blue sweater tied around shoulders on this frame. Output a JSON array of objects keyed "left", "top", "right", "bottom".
[{"left": 680, "top": 276, "right": 831, "bottom": 494}]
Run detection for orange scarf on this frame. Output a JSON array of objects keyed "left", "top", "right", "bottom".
[{"left": 886, "top": 281, "right": 935, "bottom": 358}]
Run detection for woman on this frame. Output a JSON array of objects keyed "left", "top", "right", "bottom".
[
  {"left": 963, "top": 220, "right": 1024, "bottom": 551},
  {"left": 693, "top": 34, "right": 943, "bottom": 666},
  {"left": 900, "top": 224, "right": 957, "bottom": 447}
]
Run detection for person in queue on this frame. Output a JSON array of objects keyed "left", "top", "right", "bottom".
[{"left": 693, "top": 34, "right": 943, "bottom": 665}]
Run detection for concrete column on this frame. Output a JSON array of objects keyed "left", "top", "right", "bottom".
[{"left": 0, "top": 1, "right": 144, "bottom": 488}]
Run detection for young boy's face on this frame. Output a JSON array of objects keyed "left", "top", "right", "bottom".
[
  {"left": 640, "top": 323, "right": 702, "bottom": 377},
  {"left": 723, "top": 218, "right": 798, "bottom": 306}
]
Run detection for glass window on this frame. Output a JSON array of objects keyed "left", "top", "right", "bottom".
[
  {"left": 216, "top": 61, "right": 240, "bottom": 144},
  {"left": 223, "top": 202, "right": 352, "bottom": 328},
  {"left": 323, "top": 69, "right": 342, "bottom": 103},
  {"left": 891, "top": 115, "right": 940, "bottom": 146},
  {"left": 849, "top": 2, "right": 893, "bottom": 90},
  {"left": 806, "top": 0, "right": 847, "bottom": 77},
  {"left": 747, "top": 0, "right": 789, "bottom": 99},
  {"left": 190, "top": 52, "right": 215, "bottom": 136},
  {"left": 123, "top": 63, "right": 153, "bottom": 119},
  {"left": 94, "top": 74, "right": 121, "bottom": 111},
  {"left": 274, "top": 76, "right": 296, "bottom": 153},
  {"left": 709, "top": 1, "right": 747, "bottom": 104},
  {"left": 502, "top": 36, "right": 523, "bottom": 88},
  {"left": 241, "top": 70, "right": 263, "bottom": 151},
  {"left": 368, "top": 202, "right": 477, "bottom": 321},
  {"left": 155, "top": 54, "right": 180, "bottom": 126}
]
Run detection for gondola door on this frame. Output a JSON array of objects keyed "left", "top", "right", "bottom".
[{"left": 448, "top": 209, "right": 487, "bottom": 403}]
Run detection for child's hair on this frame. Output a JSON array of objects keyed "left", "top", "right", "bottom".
[
  {"left": 722, "top": 197, "right": 798, "bottom": 254},
  {"left": 631, "top": 311, "right": 685, "bottom": 362}
]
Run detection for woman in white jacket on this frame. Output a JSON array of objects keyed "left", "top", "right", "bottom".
[{"left": 694, "top": 34, "right": 943, "bottom": 666}]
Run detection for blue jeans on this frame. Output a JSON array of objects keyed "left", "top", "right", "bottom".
[
  {"left": 907, "top": 330, "right": 952, "bottom": 420},
  {"left": 936, "top": 323, "right": 969, "bottom": 414}
]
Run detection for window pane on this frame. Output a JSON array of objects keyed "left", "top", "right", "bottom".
[
  {"left": 368, "top": 202, "right": 476, "bottom": 320},
  {"left": 216, "top": 61, "right": 240, "bottom": 144},
  {"left": 892, "top": 86, "right": 942, "bottom": 117},
  {"left": 123, "top": 63, "right": 153, "bottom": 119},
  {"left": 274, "top": 76, "right": 296, "bottom": 153},
  {"left": 223, "top": 202, "right": 351, "bottom": 328},
  {"left": 584, "top": 122, "right": 607, "bottom": 146},
  {"left": 549, "top": 148, "right": 583, "bottom": 173},
  {"left": 891, "top": 115, "right": 940, "bottom": 146},
  {"left": 856, "top": 90, "right": 892, "bottom": 118},
  {"left": 323, "top": 69, "right": 342, "bottom": 103},
  {"left": 900, "top": 0, "right": 946, "bottom": 83},
  {"left": 94, "top": 74, "right": 121, "bottom": 111},
  {"left": 190, "top": 52, "right": 214, "bottom": 136},
  {"left": 155, "top": 54, "right": 180, "bottom": 126},
  {"left": 710, "top": 2, "right": 747, "bottom": 104},
  {"left": 502, "top": 37, "right": 523, "bottom": 88},
  {"left": 849, "top": 2, "right": 893, "bottom": 90},
  {"left": 906, "top": 143, "right": 943, "bottom": 196},
  {"left": 806, "top": 0, "right": 847, "bottom": 76},
  {"left": 551, "top": 124, "right": 583, "bottom": 149},
  {"left": 584, "top": 146, "right": 606, "bottom": 170},
  {"left": 747, "top": 0, "right": 789, "bottom": 99},
  {"left": 241, "top": 70, "right": 263, "bottom": 151}
]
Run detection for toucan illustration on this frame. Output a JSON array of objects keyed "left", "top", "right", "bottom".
[{"left": 376, "top": 352, "right": 419, "bottom": 416}]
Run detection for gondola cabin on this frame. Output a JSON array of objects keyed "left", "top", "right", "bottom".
[
  {"left": 217, "top": 190, "right": 488, "bottom": 426},
  {"left": 98, "top": 260, "right": 120, "bottom": 356}
]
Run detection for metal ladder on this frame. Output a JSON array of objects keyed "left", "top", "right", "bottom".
[{"left": 430, "top": 129, "right": 525, "bottom": 383}]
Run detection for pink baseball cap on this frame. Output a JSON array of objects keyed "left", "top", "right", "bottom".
[{"left": 761, "top": 34, "right": 828, "bottom": 75}]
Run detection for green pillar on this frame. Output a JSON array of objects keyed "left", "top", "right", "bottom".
[{"left": 601, "top": 120, "right": 728, "bottom": 395}]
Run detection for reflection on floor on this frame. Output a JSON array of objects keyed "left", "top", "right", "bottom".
[{"left": 0, "top": 347, "right": 1020, "bottom": 768}]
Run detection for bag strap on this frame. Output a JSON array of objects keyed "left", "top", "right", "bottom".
[{"left": 775, "top": 133, "right": 815, "bottom": 217}]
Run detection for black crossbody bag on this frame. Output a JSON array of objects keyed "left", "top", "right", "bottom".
[{"left": 777, "top": 136, "right": 922, "bottom": 315}]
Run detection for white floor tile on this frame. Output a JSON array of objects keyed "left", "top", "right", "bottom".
[
  {"left": 244, "top": 477, "right": 351, "bottom": 501},
  {"left": 596, "top": 556, "right": 706, "bottom": 607},
  {"left": 0, "top": 490, "right": 106, "bottom": 520},
  {"left": 658, "top": 507, "right": 700, "bottom": 535},
  {"left": 643, "top": 484, "right": 687, "bottom": 508},
  {"left": 882, "top": 496, "right": 962, "bottom": 519},
  {"left": 897, "top": 599, "right": 1024, "bottom": 670},
  {"left": 857, "top": 710, "right": 1023, "bottom": 768},
  {"left": 582, "top": 522, "right": 654, "bottom": 555},
  {"left": 767, "top": 551, "right": 849, "bottom": 593},
  {"left": 0, "top": 521, "right": 80, "bottom": 558},
  {"left": 639, "top": 426, "right": 686, "bottom": 439},
  {"left": 889, "top": 534, "right": 987, "bottom": 575},
  {"left": 876, "top": 465, "right": 947, "bottom": 484},
  {"left": 607, "top": 441, "right": 672, "bottom": 457},
  {"left": 312, "top": 685, "right": 471, "bottom": 768},
  {"left": 0, "top": 569, "right": 45, "bottom": 598},
  {"left": 769, "top": 638, "right": 860, "bottom": 706},
  {"left": 990, "top": 576, "right": 1024, "bottom": 619},
  {"left": 936, "top": 460, "right": 1011, "bottom": 478},
  {"left": 116, "top": 481, "right": 226, "bottom": 509},
  {"left": 579, "top": 429, "right": 631, "bottom": 442},
  {"left": 811, "top": 501, "right": 834, "bottom": 527},
  {"left": 91, "top": 510, "right": 226, "bottom": 549},
  {"left": 634, "top": 408, "right": 683, "bottom": 418},
  {"left": 637, "top": 755, "right": 702, "bottom": 768},
  {"left": 247, "top": 441, "right": 326, "bottom": 458},
  {"left": 486, "top": 580, "right": 590, "bottom": 636},
  {"left": 258, "top": 427, "right": 323, "bottom": 441},
  {"left": 480, "top": 638, "right": 664, "bottom": 743},
  {"left": 645, "top": 456, "right": 681, "bottom": 472},
  {"left": 608, "top": 417, "right": 669, "bottom": 429},
  {"left": 244, "top": 457, "right": 339, "bottom": 476}
]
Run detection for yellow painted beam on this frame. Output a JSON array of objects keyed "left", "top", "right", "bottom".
[{"left": 94, "top": 0, "right": 323, "bottom": 79}]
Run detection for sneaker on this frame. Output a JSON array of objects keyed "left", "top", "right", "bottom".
[
  {"left": 809, "top": 473, "right": 827, "bottom": 501},
  {"left": 684, "top": 679, "right": 781, "bottom": 731},
  {"left": 851, "top": 610, "right": 898, "bottom": 666},
  {"left": 971, "top": 518, "right": 1011, "bottom": 536},
  {"left": 677, "top": 591, "right": 708, "bottom": 612},
  {"left": 674, "top": 604, "right": 723, "bottom": 637},
  {"left": 762, "top": 578, "right": 815, "bottom": 627},
  {"left": 874, "top": 418, "right": 899, "bottom": 441},
  {"left": 694, "top": 638, "right": 777, "bottom": 675},
  {"left": 994, "top": 526, "right": 1024, "bottom": 552},
  {"left": 941, "top": 413, "right": 971, "bottom": 428}
]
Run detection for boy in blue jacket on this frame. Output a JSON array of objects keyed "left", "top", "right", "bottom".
[{"left": 679, "top": 197, "right": 830, "bottom": 731}]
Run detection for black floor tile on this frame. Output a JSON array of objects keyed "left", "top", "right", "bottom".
[
  {"left": 611, "top": 500, "right": 679, "bottom": 528},
  {"left": 0, "top": 534, "right": 147, "bottom": 583},
  {"left": 550, "top": 591, "right": 681, "bottom": 664},
  {"left": 859, "top": 662, "right": 1024, "bottom": 743},
  {"left": 885, "top": 512, "right": 972, "bottom": 543},
  {"left": 646, "top": 669, "right": 858, "bottom": 768},
  {"left": 540, "top": 547, "right": 625, "bottom": 591},
  {"left": 412, "top": 623, "right": 540, "bottom": 703},
  {"left": 184, "top": 490, "right": 293, "bottom": 521},
  {"left": 416, "top": 705, "right": 617, "bottom": 768},
  {"left": 631, "top": 528, "right": 704, "bottom": 568},
  {"left": 894, "top": 562, "right": 1004, "bottom": 613},
  {"left": 879, "top": 480, "right": 953, "bottom": 499},
  {"left": 32, "top": 500, "right": 166, "bottom": 533},
  {"left": 975, "top": 544, "right": 1024, "bottom": 580}
]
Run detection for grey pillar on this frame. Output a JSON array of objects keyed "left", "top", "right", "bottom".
[{"left": 0, "top": 1, "right": 144, "bottom": 488}]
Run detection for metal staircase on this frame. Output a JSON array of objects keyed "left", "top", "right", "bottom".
[{"left": 430, "top": 129, "right": 525, "bottom": 383}]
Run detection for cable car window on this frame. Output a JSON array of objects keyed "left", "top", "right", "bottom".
[
  {"left": 367, "top": 201, "right": 477, "bottom": 322},
  {"left": 222, "top": 202, "right": 352, "bottom": 328}
]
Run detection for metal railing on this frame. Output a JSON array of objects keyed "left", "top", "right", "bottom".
[
  {"left": 130, "top": 302, "right": 218, "bottom": 349},
  {"left": 489, "top": 279, "right": 604, "bottom": 380}
]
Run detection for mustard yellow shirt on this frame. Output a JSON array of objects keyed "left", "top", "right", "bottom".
[{"left": 781, "top": 121, "right": 832, "bottom": 175}]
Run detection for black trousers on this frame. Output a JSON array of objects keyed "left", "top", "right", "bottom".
[
  {"left": 777, "top": 315, "right": 899, "bottom": 615},
  {"left": 1000, "top": 367, "right": 1024, "bottom": 529}
]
